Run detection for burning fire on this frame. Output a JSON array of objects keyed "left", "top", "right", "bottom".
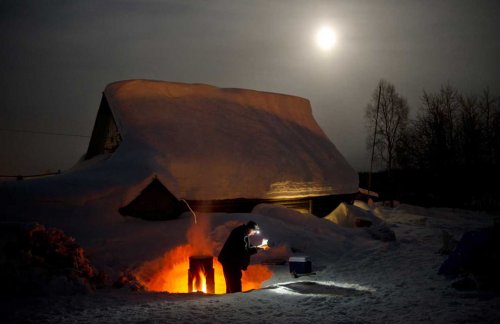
[
  {"left": 191, "top": 268, "right": 207, "bottom": 293},
  {"left": 134, "top": 244, "right": 272, "bottom": 294},
  {"left": 133, "top": 216, "right": 272, "bottom": 294}
]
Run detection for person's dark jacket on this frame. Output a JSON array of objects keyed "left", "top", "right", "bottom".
[{"left": 218, "top": 224, "right": 258, "bottom": 270}]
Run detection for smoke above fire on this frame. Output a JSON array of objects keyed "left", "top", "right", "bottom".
[{"left": 186, "top": 213, "right": 213, "bottom": 256}]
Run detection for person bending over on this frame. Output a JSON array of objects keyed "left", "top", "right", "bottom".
[{"left": 218, "top": 221, "right": 268, "bottom": 293}]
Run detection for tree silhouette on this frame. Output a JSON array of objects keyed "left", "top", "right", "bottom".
[{"left": 365, "top": 79, "right": 409, "bottom": 175}]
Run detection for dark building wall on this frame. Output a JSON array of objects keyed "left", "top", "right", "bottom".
[{"left": 85, "top": 95, "right": 122, "bottom": 160}]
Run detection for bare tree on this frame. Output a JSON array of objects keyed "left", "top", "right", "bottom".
[
  {"left": 365, "top": 79, "right": 409, "bottom": 174},
  {"left": 490, "top": 95, "right": 500, "bottom": 166},
  {"left": 412, "top": 85, "right": 459, "bottom": 170},
  {"left": 457, "top": 94, "right": 482, "bottom": 167},
  {"left": 479, "top": 88, "right": 495, "bottom": 165},
  {"left": 393, "top": 84, "right": 500, "bottom": 209}
]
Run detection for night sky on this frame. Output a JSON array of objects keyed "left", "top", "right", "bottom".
[{"left": 1, "top": 0, "right": 499, "bottom": 174}]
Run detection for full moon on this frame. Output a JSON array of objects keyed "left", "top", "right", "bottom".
[{"left": 315, "top": 26, "right": 337, "bottom": 51}]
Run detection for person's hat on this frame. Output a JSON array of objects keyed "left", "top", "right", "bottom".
[{"left": 247, "top": 221, "right": 260, "bottom": 233}]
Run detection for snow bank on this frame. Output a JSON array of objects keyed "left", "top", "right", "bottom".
[
  {"left": 325, "top": 202, "right": 383, "bottom": 228},
  {"left": 2, "top": 196, "right": 500, "bottom": 323},
  {"left": 324, "top": 202, "right": 396, "bottom": 241}
]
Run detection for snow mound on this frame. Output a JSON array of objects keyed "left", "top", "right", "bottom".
[
  {"left": 325, "top": 202, "right": 383, "bottom": 228},
  {"left": 249, "top": 203, "right": 380, "bottom": 265},
  {"left": 325, "top": 202, "right": 396, "bottom": 241}
]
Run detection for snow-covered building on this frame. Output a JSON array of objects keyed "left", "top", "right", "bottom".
[
  {"left": 1, "top": 80, "right": 358, "bottom": 220},
  {"left": 89, "top": 80, "right": 358, "bottom": 218}
]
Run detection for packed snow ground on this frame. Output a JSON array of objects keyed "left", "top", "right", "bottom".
[{"left": 2, "top": 203, "right": 499, "bottom": 323}]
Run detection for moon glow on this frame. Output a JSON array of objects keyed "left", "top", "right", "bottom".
[{"left": 315, "top": 26, "right": 337, "bottom": 51}]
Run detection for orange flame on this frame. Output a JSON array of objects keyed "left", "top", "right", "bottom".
[
  {"left": 134, "top": 243, "right": 272, "bottom": 294},
  {"left": 134, "top": 216, "right": 272, "bottom": 294},
  {"left": 191, "top": 268, "right": 207, "bottom": 293}
]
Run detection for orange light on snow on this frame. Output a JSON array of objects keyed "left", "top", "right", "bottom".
[
  {"left": 242, "top": 264, "right": 273, "bottom": 292},
  {"left": 134, "top": 244, "right": 272, "bottom": 294},
  {"left": 134, "top": 217, "right": 272, "bottom": 294}
]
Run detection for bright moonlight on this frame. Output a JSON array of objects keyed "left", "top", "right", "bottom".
[{"left": 315, "top": 26, "right": 337, "bottom": 51}]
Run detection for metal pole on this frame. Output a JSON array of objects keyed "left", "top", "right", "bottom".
[
  {"left": 180, "top": 199, "right": 197, "bottom": 224},
  {"left": 368, "top": 83, "right": 382, "bottom": 196}
]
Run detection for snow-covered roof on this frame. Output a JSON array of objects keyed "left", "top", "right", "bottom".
[{"left": 97, "top": 80, "right": 357, "bottom": 200}]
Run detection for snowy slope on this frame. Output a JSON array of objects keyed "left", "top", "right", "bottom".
[{"left": 2, "top": 203, "right": 499, "bottom": 323}]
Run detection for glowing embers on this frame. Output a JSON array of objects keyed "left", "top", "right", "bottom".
[{"left": 188, "top": 255, "right": 214, "bottom": 294}]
